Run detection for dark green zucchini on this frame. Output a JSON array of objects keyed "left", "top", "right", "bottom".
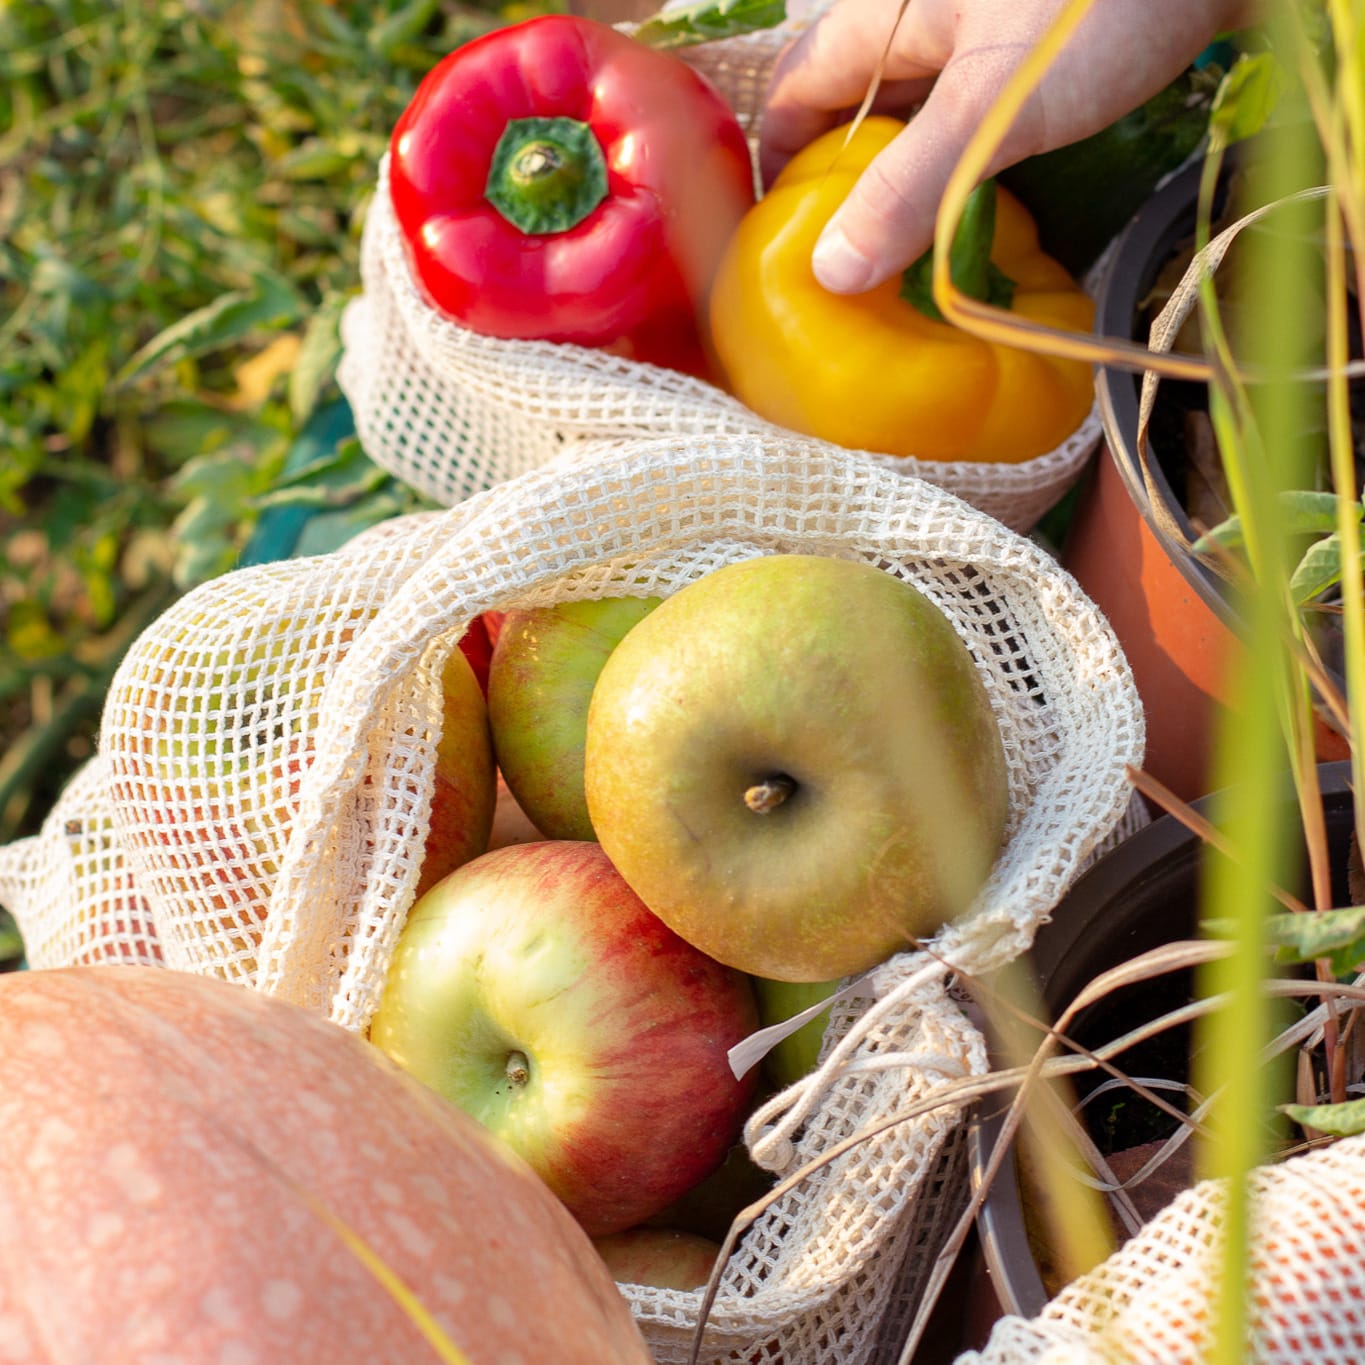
[{"left": 998, "top": 62, "right": 1226, "bottom": 277}]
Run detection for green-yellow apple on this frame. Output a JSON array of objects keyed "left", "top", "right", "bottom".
[
  {"left": 486, "top": 597, "right": 660, "bottom": 840},
  {"left": 591, "top": 1228, "right": 723, "bottom": 1291},
  {"left": 368, "top": 839, "right": 761, "bottom": 1237},
  {"left": 583, "top": 554, "right": 1010, "bottom": 982},
  {"left": 752, "top": 976, "right": 841, "bottom": 1090}
]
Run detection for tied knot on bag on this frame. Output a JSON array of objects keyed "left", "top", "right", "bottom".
[{"left": 744, "top": 959, "right": 977, "bottom": 1172}]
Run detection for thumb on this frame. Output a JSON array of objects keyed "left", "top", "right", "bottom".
[{"left": 811, "top": 75, "right": 1019, "bottom": 294}]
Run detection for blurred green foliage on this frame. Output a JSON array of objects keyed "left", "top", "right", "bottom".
[{"left": 0, "top": 0, "right": 553, "bottom": 957}]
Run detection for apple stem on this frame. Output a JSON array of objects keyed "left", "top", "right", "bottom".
[
  {"left": 744, "top": 774, "right": 797, "bottom": 814},
  {"left": 505, "top": 1051, "right": 530, "bottom": 1087}
]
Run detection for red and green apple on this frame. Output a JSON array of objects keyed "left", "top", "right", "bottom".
[{"left": 368, "top": 839, "right": 761, "bottom": 1237}]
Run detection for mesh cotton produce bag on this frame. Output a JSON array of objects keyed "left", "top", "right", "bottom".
[
  {"left": 960, "top": 1131, "right": 1365, "bottom": 1364},
  {"left": 335, "top": 20, "right": 1103, "bottom": 537},
  {"left": 0, "top": 436, "right": 1141, "bottom": 1363}
]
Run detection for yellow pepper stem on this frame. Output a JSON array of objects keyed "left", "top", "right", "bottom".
[{"left": 902, "top": 179, "right": 1016, "bottom": 323}]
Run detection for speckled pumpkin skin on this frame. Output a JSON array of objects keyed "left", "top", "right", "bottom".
[{"left": 0, "top": 965, "right": 652, "bottom": 1365}]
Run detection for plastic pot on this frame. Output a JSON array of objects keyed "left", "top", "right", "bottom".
[
  {"left": 1061, "top": 159, "right": 1348, "bottom": 806},
  {"left": 968, "top": 759, "right": 1356, "bottom": 1324}
]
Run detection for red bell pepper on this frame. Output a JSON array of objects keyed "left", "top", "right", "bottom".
[{"left": 388, "top": 14, "right": 756, "bottom": 379}]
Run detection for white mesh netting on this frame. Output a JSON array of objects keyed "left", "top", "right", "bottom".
[
  {"left": 0, "top": 435, "right": 1143, "bottom": 1362},
  {"left": 963, "top": 1131, "right": 1365, "bottom": 1363},
  {"left": 336, "top": 21, "right": 1103, "bottom": 538}
]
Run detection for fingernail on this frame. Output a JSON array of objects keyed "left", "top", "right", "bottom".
[{"left": 812, "top": 223, "right": 874, "bottom": 293}]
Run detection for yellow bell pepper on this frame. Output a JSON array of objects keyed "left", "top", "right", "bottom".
[{"left": 707, "top": 116, "right": 1095, "bottom": 463}]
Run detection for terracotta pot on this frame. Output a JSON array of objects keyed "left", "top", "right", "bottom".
[
  {"left": 967, "top": 759, "right": 1356, "bottom": 1325},
  {"left": 1062, "top": 161, "right": 1347, "bottom": 807}
]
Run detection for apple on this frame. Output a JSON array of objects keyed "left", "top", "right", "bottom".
[
  {"left": 642, "top": 1139, "right": 775, "bottom": 1244},
  {"left": 455, "top": 612, "right": 496, "bottom": 696},
  {"left": 752, "top": 975, "right": 841, "bottom": 1090},
  {"left": 412, "top": 643, "right": 498, "bottom": 899},
  {"left": 487, "top": 596, "right": 660, "bottom": 840},
  {"left": 591, "top": 1228, "right": 723, "bottom": 1291},
  {"left": 583, "top": 554, "right": 1010, "bottom": 982},
  {"left": 482, "top": 608, "right": 507, "bottom": 648},
  {"left": 368, "top": 839, "right": 761, "bottom": 1237}
]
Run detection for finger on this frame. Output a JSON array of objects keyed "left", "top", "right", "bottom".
[
  {"left": 810, "top": 64, "right": 1024, "bottom": 293},
  {"left": 758, "top": 0, "right": 942, "bottom": 183},
  {"left": 758, "top": 77, "right": 938, "bottom": 187}
]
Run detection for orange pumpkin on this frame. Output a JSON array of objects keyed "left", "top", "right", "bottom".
[{"left": 0, "top": 965, "right": 652, "bottom": 1364}]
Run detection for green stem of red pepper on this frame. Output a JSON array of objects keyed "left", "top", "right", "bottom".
[
  {"left": 900, "top": 179, "right": 1017, "bottom": 323},
  {"left": 485, "top": 116, "right": 609, "bottom": 236}
]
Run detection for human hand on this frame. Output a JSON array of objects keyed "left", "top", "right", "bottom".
[{"left": 760, "top": 0, "right": 1247, "bottom": 293}]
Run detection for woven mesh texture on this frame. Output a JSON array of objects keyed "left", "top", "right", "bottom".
[
  {"left": 0, "top": 435, "right": 1143, "bottom": 1361},
  {"left": 336, "top": 23, "right": 1103, "bottom": 537},
  {"left": 0, "top": 754, "right": 162, "bottom": 971},
  {"left": 962, "top": 1131, "right": 1365, "bottom": 1364}
]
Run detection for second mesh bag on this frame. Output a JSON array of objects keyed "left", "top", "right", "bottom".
[{"left": 336, "top": 20, "right": 1103, "bottom": 536}]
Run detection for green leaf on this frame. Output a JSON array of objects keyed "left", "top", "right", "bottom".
[
  {"left": 1209, "top": 51, "right": 1286, "bottom": 149},
  {"left": 277, "top": 140, "right": 355, "bottom": 182},
  {"left": 29, "top": 253, "right": 109, "bottom": 306},
  {"left": 1289, "top": 532, "right": 1347, "bottom": 605},
  {"left": 255, "top": 465, "right": 388, "bottom": 511},
  {"left": 142, "top": 402, "right": 246, "bottom": 465},
  {"left": 1280, "top": 488, "right": 1358, "bottom": 533},
  {"left": 0, "top": 913, "right": 23, "bottom": 965},
  {"left": 1192, "top": 490, "right": 1359, "bottom": 555},
  {"left": 367, "top": 0, "right": 441, "bottom": 59},
  {"left": 6, "top": 600, "right": 67, "bottom": 663},
  {"left": 169, "top": 431, "right": 288, "bottom": 587},
  {"left": 1282, "top": 1098, "right": 1365, "bottom": 1138},
  {"left": 115, "top": 273, "right": 304, "bottom": 389},
  {"left": 634, "top": 0, "right": 786, "bottom": 49},
  {"left": 289, "top": 293, "right": 349, "bottom": 425},
  {"left": 1262, "top": 904, "right": 1365, "bottom": 975}
]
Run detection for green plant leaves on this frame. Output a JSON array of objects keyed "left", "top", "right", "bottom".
[
  {"left": 1208, "top": 51, "right": 1286, "bottom": 150},
  {"left": 1282, "top": 1098, "right": 1365, "bottom": 1137},
  {"left": 1193, "top": 490, "right": 1365, "bottom": 606},
  {"left": 1289, "top": 532, "right": 1353, "bottom": 604},
  {"left": 368, "top": 0, "right": 443, "bottom": 59},
  {"left": 1259, "top": 903, "right": 1365, "bottom": 976},
  {"left": 290, "top": 292, "right": 351, "bottom": 425},
  {"left": 1194, "top": 489, "right": 1348, "bottom": 552},
  {"left": 634, "top": 0, "right": 786, "bottom": 50},
  {"left": 170, "top": 433, "right": 291, "bottom": 588},
  {"left": 115, "top": 275, "right": 305, "bottom": 390}
]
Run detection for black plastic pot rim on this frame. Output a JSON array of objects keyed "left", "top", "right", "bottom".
[{"left": 968, "top": 758, "right": 1356, "bottom": 1323}]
